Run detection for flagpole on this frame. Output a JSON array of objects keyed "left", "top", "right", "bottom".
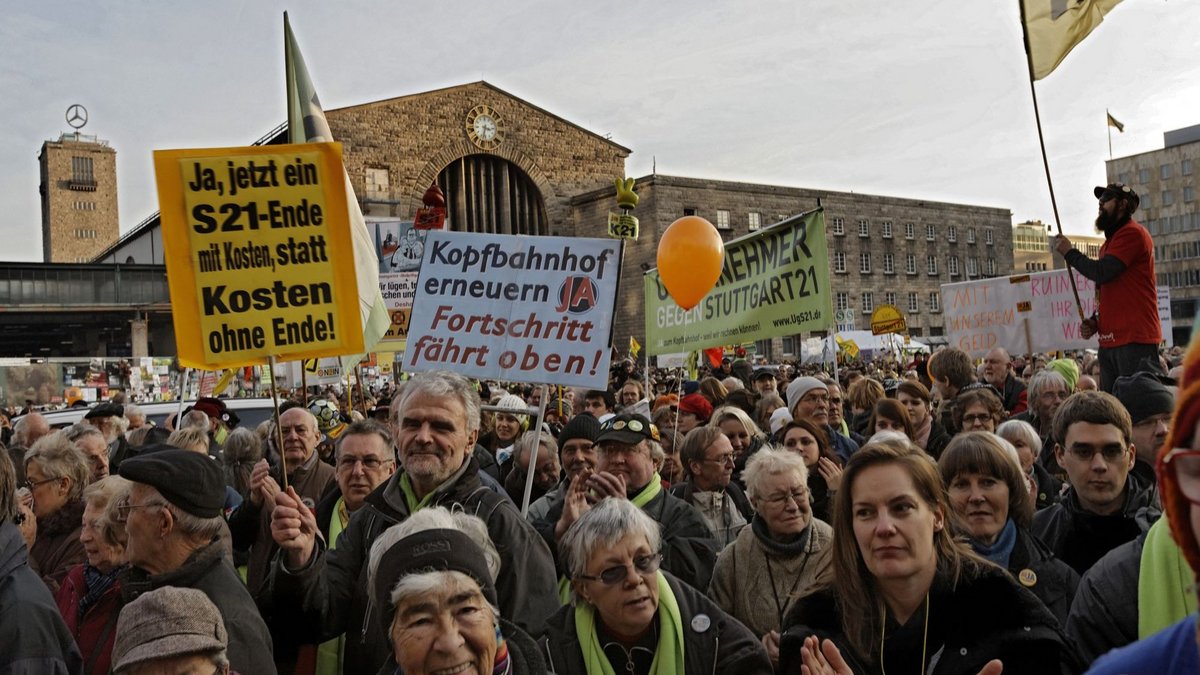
[
  {"left": 1018, "top": 3, "right": 1085, "bottom": 322},
  {"left": 1107, "top": 109, "right": 1113, "bottom": 159}
]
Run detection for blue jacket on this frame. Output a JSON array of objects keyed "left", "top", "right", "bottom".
[{"left": 1085, "top": 614, "right": 1198, "bottom": 674}]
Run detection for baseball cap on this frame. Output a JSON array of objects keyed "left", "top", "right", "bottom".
[
  {"left": 1094, "top": 183, "right": 1139, "bottom": 212},
  {"left": 595, "top": 413, "right": 659, "bottom": 446}
]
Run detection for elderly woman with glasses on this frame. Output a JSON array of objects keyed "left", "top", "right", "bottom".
[
  {"left": 55, "top": 475, "right": 131, "bottom": 675},
  {"left": 938, "top": 433, "right": 1079, "bottom": 626},
  {"left": 544, "top": 498, "right": 772, "bottom": 674},
  {"left": 953, "top": 388, "right": 1005, "bottom": 435},
  {"left": 367, "top": 507, "right": 545, "bottom": 675},
  {"left": 22, "top": 431, "right": 91, "bottom": 594},
  {"left": 709, "top": 447, "right": 834, "bottom": 669}
]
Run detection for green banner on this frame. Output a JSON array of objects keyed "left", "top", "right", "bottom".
[{"left": 644, "top": 209, "right": 832, "bottom": 356}]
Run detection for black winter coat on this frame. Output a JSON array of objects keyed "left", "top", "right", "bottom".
[
  {"left": 267, "top": 456, "right": 559, "bottom": 675},
  {"left": 0, "top": 522, "right": 82, "bottom": 674},
  {"left": 1007, "top": 525, "right": 1079, "bottom": 626},
  {"left": 779, "top": 561, "right": 1082, "bottom": 675},
  {"left": 1030, "top": 475, "right": 1159, "bottom": 575},
  {"left": 1064, "top": 533, "right": 1144, "bottom": 665},
  {"left": 541, "top": 571, "right": 771, "bottom": 675}
]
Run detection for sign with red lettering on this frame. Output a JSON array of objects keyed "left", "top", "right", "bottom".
[{"left": 405, "top": 232, "right": 622, "bottom": 387}]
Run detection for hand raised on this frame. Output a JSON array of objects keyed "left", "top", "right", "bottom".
[{"left": 270, "top": 486, "right": 317, "bottom": 569}]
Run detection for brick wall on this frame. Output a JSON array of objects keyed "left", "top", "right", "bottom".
[{"left": 40, "top": 139, "right": 119, "bottom": 263}]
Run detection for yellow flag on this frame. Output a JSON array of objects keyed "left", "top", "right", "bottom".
[
  {"left": 1022, "top": 0, "right": 1124, "bottom": 81},
  {"left": 629, "top": 336, "right": 641, "bottom": 359},
  {"left": 1107, "top": 111, "right": 1124, "bottom": 132}
]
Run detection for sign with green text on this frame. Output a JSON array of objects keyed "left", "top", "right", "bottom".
[{"left": 644, "top": 209, "right": 833, "bottom": 355}]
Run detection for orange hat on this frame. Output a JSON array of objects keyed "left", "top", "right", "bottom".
[{"left": 1159, "top": 336, "right": 1200, "bottom": 574}]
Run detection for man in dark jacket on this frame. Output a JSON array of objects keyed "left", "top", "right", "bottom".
[
  {"left": 117, "top": 447, "right": 276, "bottom": 674},
  {"left": 1031, "top": 391, "right": 1160, "bottom": 575},
  {"left": 786, "top": 377, "right": 858, "bottom": 463},
  {"left": 267, "top": 371, "right": 559, "bottom": 675},
  {"left": 1112, "top": 371, "right": 1174, "bottom": 487},
  {"left": 0, "top": 451, "right": 82, "bottom": 674},
  {"left": 982, "top": 347, "right": 1028, "bottom": 416}
]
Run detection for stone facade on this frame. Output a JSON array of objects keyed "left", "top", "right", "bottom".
[{"left": 40, "top": 134, "right": 119, "bottom": 263}]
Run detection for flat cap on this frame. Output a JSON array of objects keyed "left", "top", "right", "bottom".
[
  {"left": 112, "top": 586, "right": 226, "bottom": 671},
  {"left": 118, "top": 447, "right": 226, "bottom": 518},
  {"left": 84, "top": 402, "right": 124, "bottom": 420}
]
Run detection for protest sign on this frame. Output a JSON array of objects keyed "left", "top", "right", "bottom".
[
  {"left": 155, "top": 143, "right": 363, "bottom": 368},
  {"left": 644, "top": 209, "right": 832, "bottom": 356},
  {"left": 1158, "top": 287, "right": 1174, "bottom": 348},
  {"left": 943, "top": 268, "right": 1114, "bottom": 356},
  {"left": 405, "top": 232, "right": 622, "bottom": 388},
  {"left": 373, "top": 219, "right": 440, "bottom": 345}
]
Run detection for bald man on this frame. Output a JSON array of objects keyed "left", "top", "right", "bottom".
[{"left": 982, "top": 347, "right": 1027, "bottom": 416}]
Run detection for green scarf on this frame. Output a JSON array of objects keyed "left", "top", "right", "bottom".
[
  {"left": 399, "top": 473, "right": 436, "bottom": 513},
  {"left": 1137, "top": 517, "right": 1198, "bottom": 637},
  {"left": 575, "top": 571, "right": 684, "bottom": 675},
  {"left": 631, "top": 473, "right": 663, "bottom": 508}
]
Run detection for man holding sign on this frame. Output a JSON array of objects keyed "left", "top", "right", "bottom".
[{"left": 1054, "top": 183, "right": 1159, "bottom": 392}]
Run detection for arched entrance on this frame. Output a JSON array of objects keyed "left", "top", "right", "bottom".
[{"left": 436, "top": 154, "right": 548, "bottom": 235}]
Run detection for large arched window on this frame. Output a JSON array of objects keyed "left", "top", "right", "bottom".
[{"left": 437, "top": 155, "right": 547, "bottom": 235}]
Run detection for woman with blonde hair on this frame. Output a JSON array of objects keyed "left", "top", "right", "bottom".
[
  {"left": 780, "top": 438, "right": 1079, "bottom": 675},
  {"left": 22, "top": 432, "right": 91, "bottom": 593},
  {"left": 709, "top": 405, "right": 769, "bottom": 483}
]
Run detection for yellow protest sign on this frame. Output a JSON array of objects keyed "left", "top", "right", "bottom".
[
  {"left": 154, "top": 143, "right": 363, "bottom": 368},
  {"left": 870, "top": 304, "right": 908, "bottom": 336}
]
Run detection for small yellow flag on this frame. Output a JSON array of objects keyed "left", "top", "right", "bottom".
[
  {"left": 1022, "top": 0, "right": 1124, "bottom": 81},
  {"left": 1107, "top": 112, "right": 1125, "bottom": 133},
  {"left": 629, "top": 336, "right": 641, "bottom": 359}
]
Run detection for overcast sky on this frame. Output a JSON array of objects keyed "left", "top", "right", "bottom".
[{"left": 1, "top": 0, "right": 1196, "bottom": 261}]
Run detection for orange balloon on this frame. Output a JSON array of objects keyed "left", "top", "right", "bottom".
[{"left": 656, "top": 216, "right": 725, "bottom": 310}]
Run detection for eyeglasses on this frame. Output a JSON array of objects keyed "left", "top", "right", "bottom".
[
  {"left": 761, "top": 488, "right": 809, "bottom": 507},
  {"left": 962, "top": 413, "right": 993, "bottom": 425},
  {"left": 337, "top": 456, "right": 390, "bottom": 471},
  {"left": 1161, "top": 448, "right": 1200, "bottom": 503},
  {"left": 22, "top": 477, "right": 58, "bottom": 491},
  {"left": 114, "top": 497, "right": 166, "bottom": 522},
  {"left": 703, "top": 453, "right": 735, "bottom": 466},
  {"left": 1066, "top": 444, "right": 1128, "bottom": 462},
  {"left": 576, "top": 553, "right": 663, "bottom": 585},
  {"left": 801, "top": 394, "right": 830, "bottom": 405}
]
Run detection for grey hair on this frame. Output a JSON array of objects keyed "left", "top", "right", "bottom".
[
  {"left": 83, "top": 475, "right": 132, "bottom": 548},
  {"left": 336, "top": 420, "right": 394, "bottom": 459},
  {"left": 742, "top": 445, "right": 809, "bottom": 501},
  {"left": 559, "top": 498, "right": 662, "bottom": 581},
  {"left": 25, "top": 431, "right": 90, "bottom": 501},
  {"left": 167, "top": 427, "right": 209, "bottom": 454},
  {"left": 366, "top": 507, "right": 501, "bottom": 610},
  {"left": 63, "top": 423, "right": 105, "bottom": 444},
  {"left": 867, "top": 429, "right": 910, "bottom": 445},
  {"left": 141, "top": 485, "right": 225, "bottom": 543},
  {"left": 124, "top": 404, "right": 145, "bottom": 421},
  {"left": 385, "top": 571, "right": 499, "bottom": 628},
  {"left": 514, "top": 430, "right": 557, "bottom": 468},
  {"left": 1027, "top": 370, "right": 1069, "bottom": 408},
  {"left": 392, "top": 371, "right": 482, "bottom": 434},
  {"left": 180, "top": 410, "right": 211, "bottom": 431},
  {"left": 112, "top": 416, "right": 130, "bottom": 437},
  {"left": 721, "top": 376, "right": 744, "bottom": 392},
  {"left": 996, "top": 420, "right": 1042, "bottom": 456},
  {"left": 647, "top": 439, "right": 665, "bottom": 466}
]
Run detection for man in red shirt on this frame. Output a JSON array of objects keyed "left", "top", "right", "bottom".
[{"left": 1054, "top": 183, "right": 1160, "bottom": 393}]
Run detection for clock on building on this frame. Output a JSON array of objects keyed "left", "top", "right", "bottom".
[{"left": 465, "top": 104, "right": 503, "bottom": 150}]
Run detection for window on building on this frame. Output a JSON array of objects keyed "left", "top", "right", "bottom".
[
  {"left": 833, "top": 251, "right": 846, "bottom": 273},
  {"left": 1184, "top": 159, "right": 1194, "bottom": 176},
  {"left": 782, "top": 336, "right": 797, "bottom": 355},
  {"left": 985, "top": 228, "right": 994, "bottom": 245},
  {"left": 861, "top": 292, "right": 874, "bottom": 313},
  {"left": 748, "top": 212, "right": 762, "bottom": 231},
  {"left": 1185, "top": 186, "right": 1196, "bottom": 203},
  {"left": 882, "top": 221, "right": 893, "bottom": 238},
  {"left": 885, "top": 291, "right": 896, "bottom": 307},
  {"left": 1142, "top": 194, "right": 1152, "bottom": 209},
  {"left": 70, "top": 156, "right": 95, "bottom": 190},
  {"left": 905, "top": 222, "right": 915, "bottom": 239},
  {"left": 831, "top": 217, "right": 845, "bottom": 235},
  {"left": 986, "top": 258, "right": 996, "bottom": 275},
  {"left": 906, "top": 254, "right": 917, "bottom": 275},
  {"left": 927, "top": 255, "right": 938, "bottom": 275},
  {"left": 967, "top": 227, "right": 976, "bottom": 244},
  {"left": 948, "top": 226, "right": 958, "bottom": 243},
  {"left": 967, "top": 257, "right": 979, "bottom": 277},
  {"left": 883, "top": 253, "right": 895, "bottom": 274},
  {"left": 1161, "top": 164, "right": 1173, "bottom": 180},
  {"left": 716, "top": 210, "right": 731, "bottom": 230},
  {"left": 948, "top": 256, "right": 960, "bottom": 276},
  {"left": 836, "top": 292, "right": 849, "bottom": 311},
  {"left": 929, "top": 292, "right": 941, "bottom": 312},
  {"left": 860, "top": 252, "right": 872, "bottom": 274},
  {"left": 365, "top": 167, "right": 389, "bottom": 199},
  {"left": 1118, "top": 172, "right": 1130, "bottom": 184},
  {"left": 1139, "top": 168, "right": 1150, "bottom": 184},
  {"left": 1162, "top": 191, "right": 1174, "bottom": 207},
  {"left": 908, "top": 292, "right": 919, "bottom": 313},
  {"left": 926, "top": 224, "right": 936, "bottom": 240},
  {"left": 683, "top": 207, "right": 696, "bottom": 216},
  {"left": 858, "top": 219, "right": 869, "bottom": 237}
]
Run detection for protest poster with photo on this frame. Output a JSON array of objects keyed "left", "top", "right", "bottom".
[
  {"left": 155, "top": 142, "right": 363, "bottom": 368},
  {"left": 373, "top": 219, "right": 439, "bottom": 346},
  {"left": 405, "top": 232, "right": 622, "bottom": 388},
  {"left": 643, "top": 209, "right": 833, "bottom": 356}
]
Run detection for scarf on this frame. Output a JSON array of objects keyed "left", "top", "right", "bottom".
[
  {"left": 79, "top": 563, "right": 125, "bottom": 622},
  {"left": 629, "top": 474, "right": 663, "bottom": 508},
  {"left": 575, "top": 571, "right": 684, "bottom": 675},
  {"left": 399, "top": 473, "right": 437, "bottom": 513},
  {"left": 1137, "top": 517, "right": 1198, "bottom": 638},
  {"left": 914, "top": 412, "right": 932, "bottom": 450},
  {"left": 750, "top": 513, "right": 811, "bottom": 556},
  {"left": 969, "top": 518, "right": 1017, "bottom": 567}
]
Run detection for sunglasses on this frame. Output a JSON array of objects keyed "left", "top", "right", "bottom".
[{"left": 576, "top": 553, "right": 663, "bottom": 585}]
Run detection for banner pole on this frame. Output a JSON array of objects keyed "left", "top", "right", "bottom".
[
  {"left": 268, "top": 355, "right": 289, "bottom": 492},
  {"left": 300, "top": 364, "right": 308, "bottom": 407},
  {"left": 174, "top": 367, "right": 190, "bottom": 429},
  {"left": 355, "top": 364, "right": 367, "bottom": 416},
  {"left": 519, "top": 384, "right": 550, "bottom": 517}
]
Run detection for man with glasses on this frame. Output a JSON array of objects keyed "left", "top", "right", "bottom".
[
  {"left": 546, "top": 412, "right": 719, "bottom": 591},
  {"left": 229, "top": 406, "right": 335, "bottom": 603},
  {"left": 117, "top": 447, "right": 276, "bottom": 674},
  {"left": 1113, "top": 371, "right": 1175, "bottom": 486},
  {"left": 1032, "top": 391, "right": 1160, "bottom": 575},
  {"left": 1054, "top": 183, "right": 1159, "bottom": 393}
]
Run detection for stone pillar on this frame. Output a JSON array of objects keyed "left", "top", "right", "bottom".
[{"left": 130, "top": 318, "right": 149, "bottom": 358}]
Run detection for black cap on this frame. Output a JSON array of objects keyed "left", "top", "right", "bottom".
[
  {"left": 372, "top": 528, "right": 497, "bottom": 626},
  {"left": 557, "top": 413, "right": 601, "bottom": 448},
  {"left": 595, "top": 413, "right": 659, "bottom": 446},
  {"left": 1094, "top": 183, "right": 1140, "bottom": 212},
  {"left": 1112, "top": 371, "right": 1174, "bottom": 425},
  {"left": 118, "top": 447, "right": 226, "bottom": 519},
  {"left": 752, "top": 368, "right": 776, "bottom": 382},
  {"left": 84, "top": 402, "right": 125, "bottom": 420}
]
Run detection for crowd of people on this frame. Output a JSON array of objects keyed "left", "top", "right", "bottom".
[{"left": 0, "top": 336, "right": 1198, "bottom": 674}]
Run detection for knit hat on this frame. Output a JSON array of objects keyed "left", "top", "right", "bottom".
[
  {"left": 111, "top": 587, "right": 227, "bottom": 671},
  {"left": 678, "top": 393, "right": 713, "bottom": 423},
  {"left": 1160, "top": 335, "right": 1200, "bottom": 575},
  {"left": 682, "top": 380, "right": 701, "bottom": 396},
  {"left": 1046, "top": 359, "right": 1079, "bottom": 392},
  {"left": 557, "top": 413, "right": 601, "bottom": 448},
  {"left": 786, "top": 376, "right": 828, "bottom": 414},
  {"left": 769, "top": 407, "right": 793, "bottom": 434},
  {"left": 495, "top": 394, "right": 529, "bottom": 416},
  {"left": 372, "top": 528, "right": 498, "bottom": 628},
  {"left": 1112, "top": 372, "right": 1175, "bottom": 425}
]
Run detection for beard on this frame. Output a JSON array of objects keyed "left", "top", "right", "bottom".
[{"left": 1095, "top": 207, "right": 1130, "bottom": 235}]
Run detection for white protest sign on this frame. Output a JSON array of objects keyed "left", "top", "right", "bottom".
[
  {"left": 1158, "top": 287, "right": 1173, "bottom": 348},
  {"left": 405, "top": 232, "right": 621, "bottom": 388}
]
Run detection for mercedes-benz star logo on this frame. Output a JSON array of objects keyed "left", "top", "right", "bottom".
[{"left": 66, "top": 104, "right": 88, "bottom": 130}]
